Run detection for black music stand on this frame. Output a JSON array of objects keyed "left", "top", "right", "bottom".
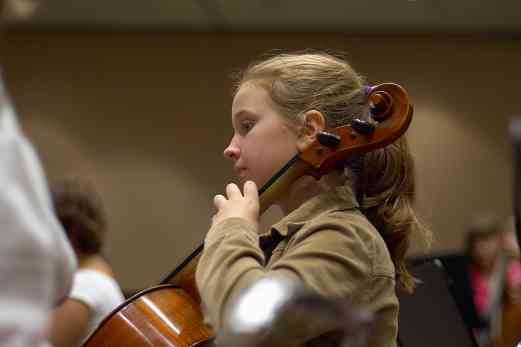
[{"left": 397, "top": 259, "right": 478, "bottom": 347}]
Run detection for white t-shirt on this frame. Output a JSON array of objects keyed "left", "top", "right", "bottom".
[
  {"left": 0, "top": 72, "right": 77, "bottom": 347},
  {"left": 69, "top": 269, "right": 125, "bottom": 343}
]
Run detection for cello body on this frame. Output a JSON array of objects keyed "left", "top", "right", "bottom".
[
  {"left": 83, "top": 285, "right": 214, "bottom": 347},
  {"left": 486, "top": 289, "right": 521, "bottom": 347},
  {"left": 495, "top": 300, "right": 521, "bottom": 347},
  {"left": 482, "top": 254, "right": 521, "bottom": 347}
]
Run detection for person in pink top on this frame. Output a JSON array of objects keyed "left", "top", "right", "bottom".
[{"left": 466, "top": 215, "right": 521, "bottom": 345}]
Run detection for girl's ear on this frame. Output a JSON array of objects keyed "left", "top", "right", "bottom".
[{"left": 296, "top": 110, "right": 326, "bottom": 151}]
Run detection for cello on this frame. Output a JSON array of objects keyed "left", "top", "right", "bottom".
[
  {"left": 483, "top": 119, "right": 521, "bottom": 347},
  {"left": 481, "top": 251, "right": 521, "bottom": 347},
  {"left": 83, "top": 82, "right": 413, "bottom": 347},
  {"left": 490, "top": 265, "right": 521, "bottom": 347}
]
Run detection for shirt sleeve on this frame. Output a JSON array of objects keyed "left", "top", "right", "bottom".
[
  {"left": 195, "top": 212, "right": 389, "bottom": 338},
  {"left": 69, "top": 269, "right": 124, "bottom": 313},
  {"left": 0, "top": 76, "right": 77, "bottom": 347},
  {"left": 196, "top": 217, "right": 267, "bottom": 331}
]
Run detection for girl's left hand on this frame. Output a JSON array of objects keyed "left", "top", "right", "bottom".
[{"left": 211, "top": 181, "right": 260, "bottom": 231}]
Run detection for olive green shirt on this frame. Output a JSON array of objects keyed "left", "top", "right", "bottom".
[{"left": 195, "top": 186, "right": 398, "bottom": 347}]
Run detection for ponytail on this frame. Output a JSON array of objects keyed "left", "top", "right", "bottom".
[{"left": 359, "top": 137, "right": 431, "bottom": 292}]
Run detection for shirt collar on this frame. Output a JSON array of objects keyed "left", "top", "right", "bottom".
[{"left": 270, "top": 185, "right": 359, "bottom": 238}]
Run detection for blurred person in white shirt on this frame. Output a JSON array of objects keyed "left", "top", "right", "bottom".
[
  {"left": 0, "top": 1, "right": 76, "bottom": 346},
  {"left": 48, "top": 178, "right": 124, "bottom": 347}
]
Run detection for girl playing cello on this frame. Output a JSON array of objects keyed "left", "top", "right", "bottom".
[{"left": 195, "top": 51, "right": 431, "bottom": 347}]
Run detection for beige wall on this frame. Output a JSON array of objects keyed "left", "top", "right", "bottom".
[{"left": 3, "top": 32, "right": 520, "bottom": 290}]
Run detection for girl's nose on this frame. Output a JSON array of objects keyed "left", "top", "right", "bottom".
[{"left": 223, "top": 137, "right": 240, "bottom": 160}]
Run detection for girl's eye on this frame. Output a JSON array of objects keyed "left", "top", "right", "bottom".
[{"left": 240, "top": 120, "right": 255, "bottom": 133}]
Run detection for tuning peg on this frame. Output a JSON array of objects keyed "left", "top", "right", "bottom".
[
  {"left": 369, "top": 91, "right": 393, "bottom": 121},
  {"left": 351, "top": 119, "right": 375, "bottom": 136},
  {"left": 317, "top": 131, "right": 341, "bottom": 148}
]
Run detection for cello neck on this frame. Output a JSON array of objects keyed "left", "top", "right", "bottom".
[{"left": 159, "top": 157, "right": 313, "bottom": 288}]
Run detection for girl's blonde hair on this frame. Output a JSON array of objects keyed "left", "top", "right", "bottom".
[{"left": 234, "top": 51, "right": 431, "bottom": 292}]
